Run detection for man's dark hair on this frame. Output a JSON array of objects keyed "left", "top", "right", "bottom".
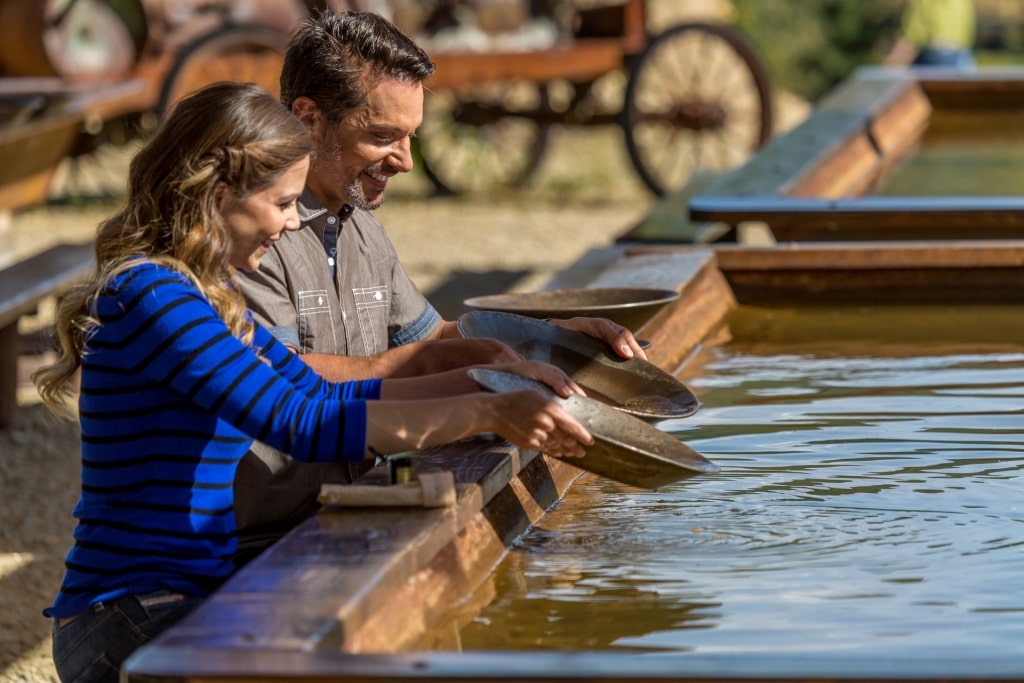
[{"left": 280, "top": 11, "right": 435, "bottom": 122}]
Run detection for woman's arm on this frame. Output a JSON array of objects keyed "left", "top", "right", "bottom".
[
  {"left": 116, "top": 265, "right": 590, "bottom": 463},
  {"left": 378, "top": 360, "right": 584, "bottom": 400},
  {"left": 366, "top": 389, "right": 592, "bottom": 459}
]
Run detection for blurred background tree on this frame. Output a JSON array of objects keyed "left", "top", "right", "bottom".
[{"left": 729, "top": 0, "right": 1024, "bottom": 103}]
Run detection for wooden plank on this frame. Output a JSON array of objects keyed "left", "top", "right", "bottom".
[
  {"left": 0, "top": 115, "right": 81, "bottom": 193},
  {"left": 693, "top": 72, "right": 916, "bottom": 205},
  {"left": 143, "top": 440, "right": 582, "bottom": 656},
  {"left": 0, "top": 241, "right": 94, "bottom": 327},
  {"left": 427, "top": 39, "right": 626, "bottom": 90},
  {"left": 687, "top": 69, "right": 1024, "bottom": 241},
  {"left": 785, "top": 127, "right": 879, "bottom": 199},
  {"left": 343, "top": 455, "right": 584, "bottom": 653},
  {"left": 0, "top": 169, "right": 58, "bottom": 213},
  {"left": 0, "top": 241, "right": 94, "bottom": 428},
  {"left": 124, "top": 641, "right": 1024, "bottom": 682},
  {"left": 690, "top": 196, "right": 1024, "bottom": 242},
  {"left": 0, "top": 77, "right": 147, "bottom": 114},
  {"left": 0, "top": 323, "right": 17, "bottom": 428},
  {"left": 914, "top": 67, "right": 1024, "bottom": 109},
  {"left": 712, "top": 240, "right": 1024, "bottom": 270},
  {"left": 540, "top": 245, "right": 627, "bottom": 291},
  {"left": 711, "top": 241, "right": 1024, "bottom": 306},
  {"left": 784, "top": 77, "right": 927, "bottom": 199},
  {"left": 868, "top": 81, "right": 931, "bottom": 158},
  {"left": 578, "top": 248, "right": 732, "bottom": 368},
  {"left": 0, "top": 77, "right": 79, "bottom": 97}
]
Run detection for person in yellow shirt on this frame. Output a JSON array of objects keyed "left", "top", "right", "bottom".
[{"left": 884, "top": 0, "right": 975, "bottom": 68}]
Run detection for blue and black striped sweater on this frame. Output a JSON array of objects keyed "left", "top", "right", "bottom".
[{"left": 45, "top": 262, "right": 381, "bottom": 619}]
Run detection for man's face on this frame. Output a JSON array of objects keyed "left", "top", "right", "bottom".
[{"left": 306, "top": 78, "right": 424, "bottom": 211}]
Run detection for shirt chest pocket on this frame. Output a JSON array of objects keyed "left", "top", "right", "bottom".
[
  {"left": 298, "top": 290, "right": 331, "bottom": 314},
  {"left": 353, "top": 285, "right": 388, "bottom": 309},
  {"left": 351, "top": 285, "right": 389, "bottom": 355},
  {"left": 296, "top": 289, "right": 338, "bottom": 354}
]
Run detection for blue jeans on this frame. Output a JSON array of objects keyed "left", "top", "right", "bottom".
[
  {"left": 913, "top": 46, "right": 975, "bottom": 69},
  {"left": 51, "top": 590, "right": 204, "bottom": 683}
]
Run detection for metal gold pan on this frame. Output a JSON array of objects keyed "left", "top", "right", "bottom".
[
  {"left": 462, "top": 287, "right": 679, "bottom": 332},
  {"left": 458, "top": 310, "right": 700, "bottom": 420},
  {"left": 468, "top": 368, "right": 719, "bottom": 490}
]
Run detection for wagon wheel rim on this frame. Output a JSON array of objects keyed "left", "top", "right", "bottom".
[
  {"left": 156, "top": 25, "right": 288, "bottom": 120},
  {"left": 622, "top": 22, "right": 774, "bottom": 197},
  {"left": 414, "top": 81, "right": 552, "bottom": 196}
]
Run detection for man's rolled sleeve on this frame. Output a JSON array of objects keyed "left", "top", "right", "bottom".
[
  {"left": 267, "top": 325, "right": 301, "bottom": 349},
  {"left": 391, "top": 303, "right": 443, "bottom": 347}
]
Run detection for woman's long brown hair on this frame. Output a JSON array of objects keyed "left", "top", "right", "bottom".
[{"left": 34, "top": 82, "right": 313, "bottom": 415}]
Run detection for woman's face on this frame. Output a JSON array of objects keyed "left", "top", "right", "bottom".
[{"left": 220, "top": 156, "right": 310, "bottom": 272}]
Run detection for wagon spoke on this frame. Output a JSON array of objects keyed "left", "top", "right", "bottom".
[
  {"left": 415, "top": 81, "right": 551, "bottom": 195},
  {"left": 622, "top": 22, "right": 774, "bottom": 196}
]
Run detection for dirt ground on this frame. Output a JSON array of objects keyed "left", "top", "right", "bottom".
[{"left": 0, "top": 7, "right": 810, "bottom": 681}]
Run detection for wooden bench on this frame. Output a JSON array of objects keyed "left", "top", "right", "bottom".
[{"left": 0, "top": 241, "right": 94, "bottom": 428}]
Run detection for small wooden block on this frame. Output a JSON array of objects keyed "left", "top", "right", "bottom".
[{"left": 318, "top": 470, "right": 456, "bottom": 508}]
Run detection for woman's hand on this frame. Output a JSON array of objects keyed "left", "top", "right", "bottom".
[
  {"left": 484, "top": 359, "right": 586, "bottom": 398},
  {"left": 365, "top": 384, "right": 593, "bottom": 458},
  {"left": 549, "top": 316, "right": 648, "bottom": 361},
  {"left": 485, "top": 389, "right": 593, "bottom": 459}
]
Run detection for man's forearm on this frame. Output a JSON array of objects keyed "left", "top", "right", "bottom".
[{"left": 299, "top": 352, "right": 397, "bottom": 381}]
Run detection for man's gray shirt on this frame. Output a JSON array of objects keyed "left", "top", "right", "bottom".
[
  {"left": 232, "top": 191, "right": 443, "bottom": 560},
  {"left": 241, "top": 191, "right": 441, "bottom": 354}
]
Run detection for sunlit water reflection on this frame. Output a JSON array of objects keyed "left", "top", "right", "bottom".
[{"left": 444, "top": 317, "right": 1024, "bottom": 659}]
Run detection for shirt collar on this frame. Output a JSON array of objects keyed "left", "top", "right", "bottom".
[{"left": 297, "top": 188, "right": 355, "bottom": 239}]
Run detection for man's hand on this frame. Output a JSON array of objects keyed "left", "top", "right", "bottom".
[{"left": 548, "top": 317, "right": 648, "bottom": 360}]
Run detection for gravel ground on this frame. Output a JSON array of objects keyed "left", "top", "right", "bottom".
[{"left": 0, "top": 5, "right": 810, "bottom": 677}]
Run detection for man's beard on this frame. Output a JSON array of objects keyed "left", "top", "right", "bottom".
[{"left": 344, "top": 177, "right": 384, "bottom": 211}]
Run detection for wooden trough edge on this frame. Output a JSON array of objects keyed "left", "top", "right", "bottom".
[{"left": 130, "top": 442, "right": 587, "bottom": 660}]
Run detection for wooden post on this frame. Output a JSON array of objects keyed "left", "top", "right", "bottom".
[{"left": 0, "top": 322, "right": 19, "bottom": 429}]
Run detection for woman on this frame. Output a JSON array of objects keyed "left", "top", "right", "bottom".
[{"left": 35, "top": 81, "right": 591, "bottom": 683}]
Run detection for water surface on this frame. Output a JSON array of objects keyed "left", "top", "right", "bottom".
[
  {"left": 441, "top": 307, "right": 1024, "bottom": 661},
  {"left": 874, "top": 110, "right": 1024, "bottom": 197}
]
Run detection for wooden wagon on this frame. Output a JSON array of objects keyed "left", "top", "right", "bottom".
[
  {"left": 0, "top": 0, "right": 365, "bottom": 210},
  {"left": 401, "top": 0, "right": 775, "bottom": 196}
]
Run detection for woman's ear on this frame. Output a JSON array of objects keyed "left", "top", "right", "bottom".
[{"left": 213, "top": 180, "right": 231, "bottom": 211}]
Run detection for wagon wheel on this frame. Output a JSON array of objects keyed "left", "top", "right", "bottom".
[
  {"left": 156, "top": 25, "right": 288, "bottom": 120},
  {"left": 621, "top": 22, "right": 774, "bottom": 197},
  {"left": 413, "top": 81, "right": 552, "bottom": 195}
]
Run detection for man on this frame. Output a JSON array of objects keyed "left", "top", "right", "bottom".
[
  {"left": 233, "top": 10, "right": 645, "bottom": 559},
  {"left": 884, "top": 0, "right": 975, "bottom": 69}
]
